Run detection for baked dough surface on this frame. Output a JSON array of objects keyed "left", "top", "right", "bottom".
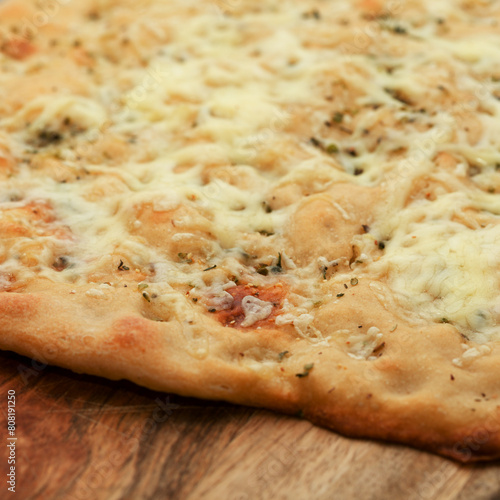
[{"left": 1, "top": 0, "right": 500, "bottom": 461}]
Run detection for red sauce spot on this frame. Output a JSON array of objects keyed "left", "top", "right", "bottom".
[
  {"left": 0, "top": 201, "right": 72, "bottom": 240},
  {"left": 215, "top": 283, "right": 287, "bottom": 328},
  {"left": 0, "top": 152, "right": 15, "bottom": 176},
  {"left": 1, "top": 37, "right": 36, "bottom": 60}
]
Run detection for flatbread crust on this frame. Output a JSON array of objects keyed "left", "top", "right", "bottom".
[{"left": 1, "top": 0, "right": 500, "bottom": 462}]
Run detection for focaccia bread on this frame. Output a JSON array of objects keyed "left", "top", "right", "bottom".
[{"left": 1, "top": 0, "right": 500, "bottom": 462}]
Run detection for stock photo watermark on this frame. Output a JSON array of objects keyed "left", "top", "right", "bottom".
[
  {"left": 68, "top": 395, "right": 179, "bottom": 500},
  {"left": 231, "top": 442, "right": 298, "bottom": 500},
  {"left": 12, "top": 0, "right": 73, "bottom": 41},
  {"left": 6, "top": 389, "right": 16, "bottom": 494}
]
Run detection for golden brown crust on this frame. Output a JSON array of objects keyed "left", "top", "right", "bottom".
[
  {"left": 2, "top": 0, "right": 500, "bottom": 462},
  {"left": 1, "top": 282, "right": 500, "bottom": 462}
]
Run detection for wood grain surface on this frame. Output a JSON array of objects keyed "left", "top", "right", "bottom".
[{"left": 1, "top": 349, "right": 500, "bottom": 500}]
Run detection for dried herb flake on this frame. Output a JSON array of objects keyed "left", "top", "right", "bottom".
[
  {"left": 118, "top": 260, "right": 130, "bottom": 271},
  {"left": 333, "top": 112, "right": 344, "bottom": 123},
  {"left": 296, "top": 363, "right": 314, "bottom": 378},
  {"left": 278, "top": 351, "right": 289, "bottom": 361}
]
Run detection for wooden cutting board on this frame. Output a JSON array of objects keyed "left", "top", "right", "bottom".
[{"left": 1, "top": 350, "right": 499, "bottom": 500}]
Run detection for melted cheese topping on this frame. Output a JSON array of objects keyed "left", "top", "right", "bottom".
[
  {"left": 1, "top": 0, "right": 500, "bottom": 343},
  {"left": 241, "top": 296, "right": 273, "bottom": 327}
]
